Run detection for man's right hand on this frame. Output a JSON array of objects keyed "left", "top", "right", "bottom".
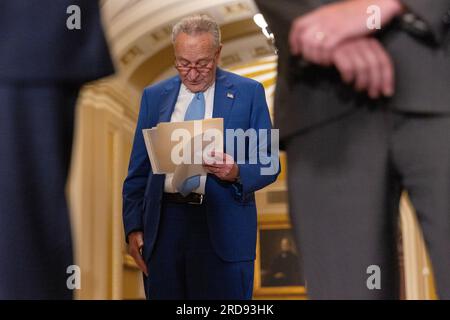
[{"left": 127, "top": 231, "right": 148, "bottom": 276}]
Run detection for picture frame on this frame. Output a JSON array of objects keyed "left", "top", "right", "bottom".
[{"left": 253, "top": 213, "right": 307, "bottom": 299}]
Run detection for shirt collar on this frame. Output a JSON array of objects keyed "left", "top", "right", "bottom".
[{"left": 180, "top": 81, "right": 215, "bottom": 96}]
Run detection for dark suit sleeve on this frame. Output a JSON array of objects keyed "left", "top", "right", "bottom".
[
  {"left": 400, "top": 0, "right": 450, "bottom": 43},
  {"left": 233, "top": 83, "right": 280, "bottom": 200},
  {"left": 122, "top": 90, "right": 152, "bottom": 240}
]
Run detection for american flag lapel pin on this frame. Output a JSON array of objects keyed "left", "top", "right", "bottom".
[{"left": 227, "top": 92, "right": 234, "bottom": 99}]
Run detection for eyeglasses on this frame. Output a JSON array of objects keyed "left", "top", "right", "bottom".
[{"left": 174, "top": 57, "right": 215, "bottom": 74}]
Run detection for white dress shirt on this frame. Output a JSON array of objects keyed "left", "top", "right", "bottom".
[{"left": 164, "top": 82, "right": 215, "bottom": 194}]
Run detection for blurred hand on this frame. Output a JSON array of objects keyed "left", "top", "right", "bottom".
[
  {"left": 127, "top": 231, "right": 148, "bottom": 276},
  {"left": 289, "top": 0, "right": 404, "bottom": 65},
  {"left": 332, "top": 37, "right": 395, "bottom": 98},
  {"left": 203, "top": 151, "right": 239, "bottom": 182}
]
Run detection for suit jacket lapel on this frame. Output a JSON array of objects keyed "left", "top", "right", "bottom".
[
  {"left": 152, "top": 76, "right": 181, "bottom": 194},
  {"left": 213, "top": 68, "right": 236, "bottom": 128},
  {"left": 158, "top": 76, "right": 181, "bottom": 124}
]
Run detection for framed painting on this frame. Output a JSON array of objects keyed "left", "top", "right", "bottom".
[{"left": 253, "top": 213, "right": 307, "bottom": 299}]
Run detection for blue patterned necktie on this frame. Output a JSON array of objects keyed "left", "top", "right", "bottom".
[{"left": 178, "top": 92, "right": 205, "bottom": 196}]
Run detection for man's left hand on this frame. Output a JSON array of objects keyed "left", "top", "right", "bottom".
[
  {"left": 203, "top": 151, "right": 240, "bottom": 182},
  {"left": 332, "top": 37, "right": 395, "bottom": 98}
]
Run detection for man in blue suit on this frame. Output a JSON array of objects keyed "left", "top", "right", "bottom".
[{"left": 122, "top": 15, "right": 279, "bottom": 300}]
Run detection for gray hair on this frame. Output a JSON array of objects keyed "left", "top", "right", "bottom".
[{"left": 171, "top": 14, "right": 221, "bottom": 48}]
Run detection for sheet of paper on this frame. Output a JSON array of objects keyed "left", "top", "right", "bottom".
[
  {"left": 142, "top": 127, "right": 162, "bottom": 174},
  {"left": 171, "top": 130, "right": 225, "bottom": 191},
  {"left": 171, "top": 163, "right": 206, "bottom": 192},
  {"left": 142, "top": 118, "right": 224, "bottom": 176}
]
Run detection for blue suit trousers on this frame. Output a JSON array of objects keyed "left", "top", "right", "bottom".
[{"left": 144, "top": 201, "right": 254, "bottom": 300}]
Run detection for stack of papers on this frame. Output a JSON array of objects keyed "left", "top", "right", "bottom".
[{"left": 142, "top": 118, "right": 224, "bottom": 189}]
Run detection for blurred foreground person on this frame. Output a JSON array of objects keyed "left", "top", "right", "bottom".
[
  {"left": 0, "top": 0, "right": 113, "bottom": 299},
  {"left": 256, "top": 0, "right": 450, "bottom": 299}
]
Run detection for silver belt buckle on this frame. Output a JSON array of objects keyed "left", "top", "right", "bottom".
[{"left": 188, "top": 194, "right": 203, "bottom": 205}]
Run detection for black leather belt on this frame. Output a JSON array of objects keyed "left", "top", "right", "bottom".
[{"left": 162, "top": 192, "right": 204, "bottom": 205}]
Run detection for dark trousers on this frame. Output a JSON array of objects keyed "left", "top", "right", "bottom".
[
  {"left": 0, "top": 83, "right": 79, "bottom": 299},
  {"left": 286, "top": 107, "right": 450, "bottom": 299},
  {"left": 145, "top": 201, "right": 254, "bottom": 300}
]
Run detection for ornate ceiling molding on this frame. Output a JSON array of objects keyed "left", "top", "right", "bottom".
[{"left": 100, "top": 0, "right": 274, "bottom": 88}]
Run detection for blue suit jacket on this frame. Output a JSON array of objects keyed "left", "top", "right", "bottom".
[{"left": 122, "top": 68, "right": 280, "bottom": 263}]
